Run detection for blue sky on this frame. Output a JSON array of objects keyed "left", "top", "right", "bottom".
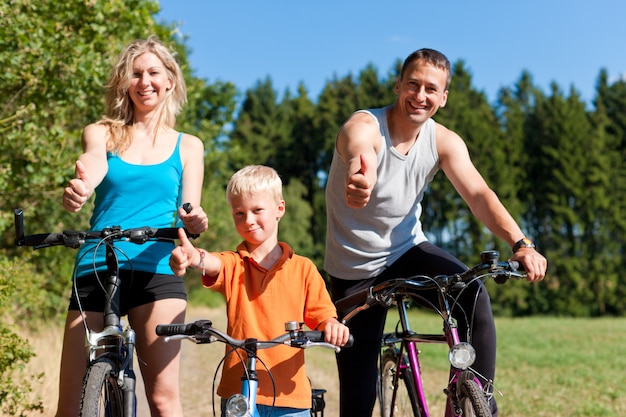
[{"left": 156, "top": 0, "right": 626, "bottom": 106}]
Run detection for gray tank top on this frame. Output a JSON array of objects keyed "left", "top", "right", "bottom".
[{"left": 324, "top": 107, "right": 439, "bottom": 279}]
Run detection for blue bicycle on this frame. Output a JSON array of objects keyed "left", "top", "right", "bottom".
[{"left": 156, "top": 319, "right": 351, "bottom": 416}]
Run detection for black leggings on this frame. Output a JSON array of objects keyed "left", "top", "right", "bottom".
[{"left": 330, "top": 242, "right": 497, "bottom": 417}]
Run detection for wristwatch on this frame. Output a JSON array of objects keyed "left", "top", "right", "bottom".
[{"left": 512, "top": 237, "right": 535, "bottom": 253}]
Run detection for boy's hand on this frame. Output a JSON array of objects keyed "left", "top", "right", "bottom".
[
  {"left": 321, "top": 318, "right": 351, "bottom": 347},
  {"left": 178, "top": 204, "right": 208, "bottom": 235},
  {"left": 169, "top": 228, "right": 200, "bottom": 276}
]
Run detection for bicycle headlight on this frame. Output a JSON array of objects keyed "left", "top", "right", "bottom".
[
  {"left": 448, "top": 342, "right": 476, "bottom": 369},
  {"left": 225, "top": 393, "right": 251, "bottom": 417}
]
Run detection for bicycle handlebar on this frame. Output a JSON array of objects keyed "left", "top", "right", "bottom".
[
  {"left": 335, "top": 250, "right": 526, "bottom": 313},
  {"left": 156, "top": 319, "right": 354, "bottom": 352},
  {"left": 14, "top": 208, "right": 198, "bottom": 249}
]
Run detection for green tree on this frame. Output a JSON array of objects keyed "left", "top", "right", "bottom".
[
  {"left": 424, "top": 60, "right": 502, "bottom": 258},
  {"left": 0, "top": 257, "right": 44, "bottom": 416},
  {"left": 0, "top": 0, "right": 179, "bottom": 313},
  {"left": 0, "top": 1, "right": 239, "bottom": 413},
  {"left": 488, "top": 72, "right": 546, "bottom": 314},
  {"left": 227, "top": 77, "right": 289, "bottom": 169},
  {"left": 525, "top": 83, "right": 602, "bottom": 315},
  {"left": 591, "top": 71, "right": 626, "bottom": 314}
]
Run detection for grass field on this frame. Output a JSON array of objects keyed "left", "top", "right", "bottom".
[{"left": 13, "top": 305, "right": 626, "bottom": 417}]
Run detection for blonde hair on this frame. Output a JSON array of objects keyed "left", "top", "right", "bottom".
[
  {"left": 226, "top": 165, "right": 284, "bottom": 205},
  {"left": 98, "top": 35, "right": 187, "bottom": 153}
]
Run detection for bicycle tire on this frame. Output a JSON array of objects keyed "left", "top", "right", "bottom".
[
  {"left": 457, "top": 373, "right": 490, "bottom": 417},
  {"left": 378, "top": 348, "right": 422, "bottom": 417},
  {"left": 80, "top": 358, "right": 125, "bottom": 417}
]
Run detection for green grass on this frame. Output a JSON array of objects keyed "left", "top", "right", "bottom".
[
  {"left": 370, "top": 309, "right": 626, "bottom": 417},
  {"left": 494, "top": 315, "right": 626, "bottom": 416}
]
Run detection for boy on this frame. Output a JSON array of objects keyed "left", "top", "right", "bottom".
[{"left": 170, "top": 165, "right": 350, "bottom": 417}]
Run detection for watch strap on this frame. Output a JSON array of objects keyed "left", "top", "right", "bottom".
[{"left": 512, "top": 237, "right": 535, "bottom": 253}]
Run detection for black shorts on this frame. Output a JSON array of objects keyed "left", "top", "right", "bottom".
[{"left": 68, "top": 270, "right": 187, "bottom": 315}]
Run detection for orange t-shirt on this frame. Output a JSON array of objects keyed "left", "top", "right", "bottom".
[{"left": 202, "top": 241, "right": 338, "bottom": 409}]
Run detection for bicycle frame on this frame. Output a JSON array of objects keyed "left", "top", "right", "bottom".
[{"left": 384, "top": 290, "right": 484, "bottom": 417}]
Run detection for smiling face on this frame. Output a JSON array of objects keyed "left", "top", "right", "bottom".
[
  {"left": 230, "top": 192, "right": 285, "bottom": 247},
  {"left": 128, "top": 52, "right": 172, "bottom": 112},
  {"left": 394, "top": 58, "right": 449, "bottom": 126}
]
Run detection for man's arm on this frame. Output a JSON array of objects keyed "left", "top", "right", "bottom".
[
  {"left": 436, "top": 123, "right": 547, "bottom": 281},
  {"left": 335, "top": 112, "right": 380, "bottom": 209}
]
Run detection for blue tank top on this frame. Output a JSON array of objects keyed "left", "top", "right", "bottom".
[{"left": 74, "top": 133, "right": 184, "bottom": 278}]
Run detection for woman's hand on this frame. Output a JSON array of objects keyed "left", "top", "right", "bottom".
[
  {"left": 63, "top": 160, "right": 93, "bottom": 212},
  {"left": 179, "top": 204, "right": 208, "bottom": 235}
]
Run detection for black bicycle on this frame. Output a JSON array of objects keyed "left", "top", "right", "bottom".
[
  {"left": 14, "top": 207, "right": 197, "bottom": 417},
  {"left": 336, "top": 250, "right": 526, "bottom": 417}
]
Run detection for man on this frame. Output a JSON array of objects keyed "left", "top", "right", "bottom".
[{"left": 324, "top": 48, "right": 547, "bottom": 417}]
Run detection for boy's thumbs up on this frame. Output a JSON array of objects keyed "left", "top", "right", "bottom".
[{"left": 178, "top": 227, "right": 192, "bottom": 247}]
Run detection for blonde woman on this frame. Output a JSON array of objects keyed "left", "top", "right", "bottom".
[{"left": 60, "top": 36, "right": 208, "bottom": 417}]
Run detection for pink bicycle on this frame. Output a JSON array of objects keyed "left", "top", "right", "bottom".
[{"left": 337, "top": 250, "right": 526, "bottom": 417}]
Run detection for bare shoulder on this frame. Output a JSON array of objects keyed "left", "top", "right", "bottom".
[
  {"left": 81, "top": 123, "right": 109, "bottom": 149},
  {"left": 179, "top": 132, "right": 204, "bottom": 152},
  {"left": 338, "top": 111, "right": 381, "bottom": 154},
  {"left": 83, "top": 122, "right": 108, "bottom": 138},
  {"left": 435, "top": 122, "right": 467, "bottom": 156},
  {"left": 178, "top": 132, "right": 204, "bottom": 168},
  {"left": 341, "top": 111, "right": 379, "bottom": 132}
]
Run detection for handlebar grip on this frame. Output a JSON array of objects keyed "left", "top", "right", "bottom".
[
  {"left": 150, "top": 228, "right": 182, "bottom": 240},
  {"left": 14, "top": 208, "right": 25, "bottom": 246},
  {"left": 156, "top": 319, "right": 213, "bottom": 336},
  {"left": 179, "top": 203, "right": 200, "bottom": 239},
  {"left": 306, "top": 330, "right": 325, "bottom": 343},
  {"left": 156, "top": 323, "right": 197, "bottom": 336},
  {"left": 15, "top": 208, "right": 71, "bottom": 248},
  {"left": 510, "top": 260, "right": 524, "bottom": 271},
  {"left": 149, "top": 227, "right": 198, "bottom": 241},
  {"left": 335, "top": 288, "right": 369, "bottom": 313},
  {"left": 304, "top": 331, "right": 355, "bottom": 348}
]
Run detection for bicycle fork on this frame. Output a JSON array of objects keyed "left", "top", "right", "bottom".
[
  {"left": 84, "top": 244, "right": 137, "bottom": 416},
  {"left": 85, "top": 325, "right": 137, "bottom": 417},
  {"left": 225, "top": 339, "right": 260, "bottom": 417},
  {"left": 443, "top": 317, "right": 487, "bottom": 417}
]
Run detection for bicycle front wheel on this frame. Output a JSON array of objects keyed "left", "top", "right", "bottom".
[
  {"left": 457, "top": 371, "right": 490, "bottom": 417},
  {"left": 378, "top": 348, "right": 421, "bottom": 417},
  {"left": 80, "top": 358, "right": 124, "bottom": 417}
]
